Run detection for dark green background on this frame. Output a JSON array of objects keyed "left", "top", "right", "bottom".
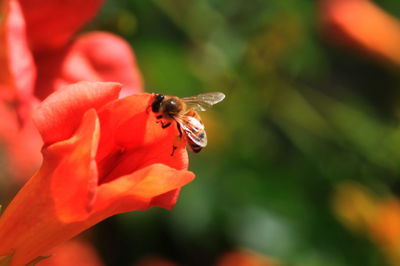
[{"left": 86, "top": 1, "right": 400, "bottom": 265}]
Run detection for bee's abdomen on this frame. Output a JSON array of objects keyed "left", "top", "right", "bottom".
[{"left": 189, "top": 143, "right": 202, "bottom": 153}]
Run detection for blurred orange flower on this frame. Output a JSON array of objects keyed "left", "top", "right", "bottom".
[
  {"left": 216, "top": 249, "right": 278, "bottom": 266},
  {"left": 333, "top": 181, "right": 400, "bottom": 265},
  {"left": 320, "top": 0, "right": 400, "bottom": 65},
  {"left": 0, "top": 0, "right": 143, "bottom": 179},
  {"left": 332, "top": 181, "right": 377, "bottom": 232},
  {"left": 0, "top": 81, "right": 194, "bottom": 266},
  {"left": 40, "top": 239, "right": 104, "bottom": 266},
  {"left": 133, "top": 256, "right": 178, "bottom": 266},
  {"left": 370, "top": 200, "right": 400, "bottom": 265}
]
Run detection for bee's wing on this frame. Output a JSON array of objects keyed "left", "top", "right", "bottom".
[
  {"left": 182, "top": 92, "right": 225, "bottom": 111},
  {"left": 175, "top": 115, "right": 207, "bottom": 147}
]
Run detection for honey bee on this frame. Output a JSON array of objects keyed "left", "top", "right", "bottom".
[{"left": 151, "top": 92, "right": 225, "bottom": 155}]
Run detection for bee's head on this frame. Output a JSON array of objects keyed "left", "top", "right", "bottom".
[{"left": 151, "top": 94, "right": 165, "bottom": 112}]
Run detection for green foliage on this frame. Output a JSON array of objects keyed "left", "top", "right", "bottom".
[{"left": 91, "top": 0, "right": 400, "bottom": 265}]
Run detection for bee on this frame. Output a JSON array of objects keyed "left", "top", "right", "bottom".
[{"left": 151, "top": 92, "right": 225, "bottom": 155}]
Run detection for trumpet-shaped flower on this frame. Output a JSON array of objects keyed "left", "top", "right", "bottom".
[{"left": 0, "top": 81, "right": 194, "bottom": 266}]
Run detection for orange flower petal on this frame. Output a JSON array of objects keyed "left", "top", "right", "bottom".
[
  {"left": 44, "top": 109, "right": 100, "bottom": 222},
  {"left": 33, "top": 81, "right": 121, "bottom": 145},
  {"left": 40, "top": 239, "right": 104, "bottom": 266},
  {"left": 34, "top": 32, "right": 143, "bottom": 100},
  {"left": 60, "top": 32, "right": 143, "bottom": 96},
  {"left": 321, "top": 0, "right": 400, "bottom": 65},
  {"left": 20, "top": 0, "right": 103, "bottom": 51},
  {"left": 0, "top": 109, "right": 100, "bottom": 265},
  {"left": 94, "top": 164, "right": 194, "bottom": 214},
  {"left": 150, "top": 189, "right": 182, "bottom": 209},
  {"left": 1, "top": 0, "right": 36, "bottom": 101}
]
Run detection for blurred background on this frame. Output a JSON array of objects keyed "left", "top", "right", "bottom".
[
  {"left": 89, "top": 0, "right": 400, "bottom": 265},
  {"left": 8, "top": 0, "right": 400, "bottom": 265}
]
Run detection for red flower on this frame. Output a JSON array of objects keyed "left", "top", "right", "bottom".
[
  {"left": 133, "top": 256, "right": 177, "bottom": 266},
  {"left": 36, "top": 31, "right": 143, "bottom": 99},
  {"left": 0, "top": 0, "right": 143, "bottom": 179},
  {"left": 320, "top": 0, "right": 400, "bottom": 65},
  {"left": 216, "top": 249, "right": 278, "bottom": 266},
  {"left": 0, "top": 81, "right": 194, "bottom": 266},
  {"left": 40, "top": 238, "right": 104, "bottom": 266}
]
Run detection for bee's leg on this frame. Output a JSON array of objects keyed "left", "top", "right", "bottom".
[
  {"left": 170, "top": 123, "right": 183, "bottom": 156},
  {"left": 170, "top": 146, "right": 177, "bottom": 156},
  {"left": 155, "top": 114, "right": 171, "bottom": 129},
  {"left": 171, "top": 136, "right": 182, "bottom": 156},
  {"left": 177, "top": 123, "right": 183, "bottom": 138},
  {"left": 161, "top": 122, "right": 171, "bottom": 129}
]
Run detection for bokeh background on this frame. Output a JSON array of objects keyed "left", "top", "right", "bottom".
[
  {"left": 6, "top": 0, "right": 400, "bottom": 265},
  {"left": 89, "top": 0, "right": 400, "bottom": 265}
]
